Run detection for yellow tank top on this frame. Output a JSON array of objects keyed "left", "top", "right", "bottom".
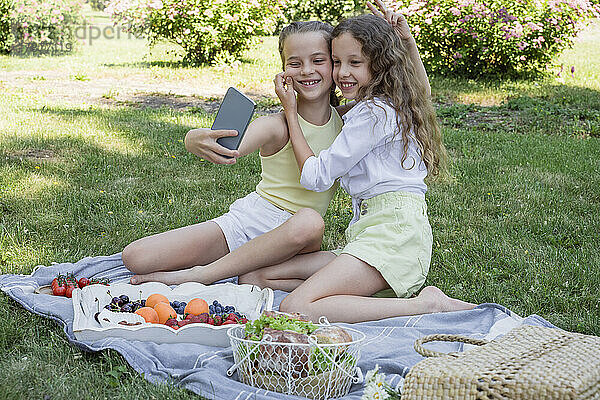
[{"left": 256, "top": 107, "right": 343, "bottom": 216}]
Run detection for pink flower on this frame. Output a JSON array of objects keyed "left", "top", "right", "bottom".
[{"left": 424, "top": 18, "right": 432, "bottom": 24}]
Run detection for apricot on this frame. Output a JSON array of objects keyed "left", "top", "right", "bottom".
[
  {"left": 135, "top": 307, "right": 159, "bottom": 324},
  {"left": 145, "top": 293, "right": 169, "bottom": 309},
  {"left": 154, "top": 302, "right": 177, "bottom": 325},
  {"left": 184, "top": 298, "right": 209, "bottom": 316}
]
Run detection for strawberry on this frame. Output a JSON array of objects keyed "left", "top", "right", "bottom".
[
  {"left": 207, "top": 317, "right": 215, "bottom": 325},
  {"left": 226, "top": 313, "right": 237, "bottom": 321},
  {"left": 222, "top": 320, "right": 236, "bottom": 325}
]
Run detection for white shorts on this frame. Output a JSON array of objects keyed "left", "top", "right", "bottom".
[{"left": 211, "top": 191, "right": 293, "bottom": 252}]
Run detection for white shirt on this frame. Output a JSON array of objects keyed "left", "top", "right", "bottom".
[{"left": 300, "top": 98, "right": 428, "bottom": 222}]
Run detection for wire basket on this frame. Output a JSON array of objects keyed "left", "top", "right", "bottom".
[{"left": 227, "top": 321, "right": 366, "bottom": 400}]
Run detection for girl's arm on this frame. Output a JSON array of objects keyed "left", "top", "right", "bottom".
[
  {"left": 274, "top": 74, "right": 314, "bottom": 170},
  {"left": 367, "top": 0, "right": 431, "bottom": 97},
  {"left": 184, "top": 115, "right": 284, "bottom": 164},
  {"left": 275, "top": 74, "right": 382, "bottom": 192}
]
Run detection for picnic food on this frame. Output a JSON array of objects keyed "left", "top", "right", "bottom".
[
  {"left": 105, "top": 295, "right": 144, "bottom": 313},
  {"left": 101, "top": 294, "right": 248, "bottom": 328},
  {"left": 154, "top": 302, "right": 177, "bottom": 324},
  {"left": 230, "top": 311, "right": 361, "bottom": 398},
  {"left": 243, "top": 311, "right": 355, "bottom": 378},
  {"left": 145, "top": 293, "right": 169, "bottom": 309},
  {"left": 50, "top": 273, "right": 109, "bottom": 297},
  {"left": 135, "top": 307, "right": 159, "bottom": 323},
  {"left": 184, "top": 298, "right": 209, "bottom": 316}
]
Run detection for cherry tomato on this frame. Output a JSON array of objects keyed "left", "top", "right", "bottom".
[
  {"left": 78, "top": 277, "right": 90, "bottom": 289},
  {"left": 65, "top": 286, "right": 75, "bottom": 298},
  {"left": 53, "top": 286, "right": 66, "bottom": 296}
]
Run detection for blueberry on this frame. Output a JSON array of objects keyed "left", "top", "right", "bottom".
[
  {"left": 212, "top": 300, "right": 219, "bottom": 306},
  {"left": 119, "top": 295, "right": 129, "bottom": 303},
  {"left": 178, "top": 306, "right": 185, "bottom": 314},
  {"left": 215, "top": 306, "right": 223, "bottom": 314},
  {"left": 172, "top": 301, "right": 181, "bottom": 308},
  {"left": 121, "top": 304, "right": 132, "bottom": 313},
  {"left": 112, "top": 297, "right": 121, "bottom": 305},
  {"left": 209, "top": 305, "right": 215, "bottom": 313},
  {"left": 179, "top": 302, "right": 186, "bottom": 308},
  {"left": 140, "top": 300, "right": 146, "bottom": 307},
  {"left": 104, "top": 304, "right": 111, "bottom": 310}
]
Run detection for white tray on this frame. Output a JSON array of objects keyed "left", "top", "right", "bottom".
[{"left": 72, "top": 282, "right": 273, "bottom": 346}]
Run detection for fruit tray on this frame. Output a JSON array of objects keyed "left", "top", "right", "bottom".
[{"left": 72, "top": 282, "right": 273, "bottom": 346}]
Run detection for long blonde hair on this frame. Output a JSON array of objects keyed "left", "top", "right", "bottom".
[{"left": 332, "top": 14, "right": 446, "bottom": 178}]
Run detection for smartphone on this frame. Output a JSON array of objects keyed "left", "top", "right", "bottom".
[{"left": 212, "top": 87, "right": 256, "bottom": 155}]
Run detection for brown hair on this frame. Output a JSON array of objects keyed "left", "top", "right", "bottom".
[
  {"left": 332, "top": 14, "right": 446, "bottom": 178},
  {"left": 279, "top": 21, "right": 339, "bottom": 107}
]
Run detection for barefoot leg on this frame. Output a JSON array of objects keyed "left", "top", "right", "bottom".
[
  {"left": 239, "top": 251, "right": 336, "bottom": 292},
  {"left": 131, "top": 208, "right": 324, "bottom": 286},
  {"left": 124, "top": 221, "right": 228, "bottom": 276},
  {"left": 280, "top": 255, "right": 476, "bottom": 323}
]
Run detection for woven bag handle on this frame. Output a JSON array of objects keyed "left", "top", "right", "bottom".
[{"left": 414, "top": 334, "right": 489, "bottom": 358}]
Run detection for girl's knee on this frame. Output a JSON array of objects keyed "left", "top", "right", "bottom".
[
  {"left": 290, "top": 208, "right": 324, "bottom": 247},
  {"left": 279, "top": 292, "right": 310, "bottom": 314},
  {"left": 121, "top": 241, "right": 146, "bottom": 274},
  {"left": 238, "top": 270, "right": 266, "bottom": 288}
]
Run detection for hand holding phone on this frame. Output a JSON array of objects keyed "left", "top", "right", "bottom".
[{"left": 212, "top": 87, "right": 256, "bottom": 155}]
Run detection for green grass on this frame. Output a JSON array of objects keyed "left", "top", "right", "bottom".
[{"left": 1, "top": 11, "right": 600, "bottom": 399}]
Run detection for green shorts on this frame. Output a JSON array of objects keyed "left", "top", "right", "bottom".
[{"left": 332, "top": 191, "right": 433, "bottom": 298}]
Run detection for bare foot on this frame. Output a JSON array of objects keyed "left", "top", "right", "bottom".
[
  {"left": 417, "top": 286, "right": 476, "bottom": 313},
  {"left": 130, "top": 269, "right": 193, "bottom": 285}
]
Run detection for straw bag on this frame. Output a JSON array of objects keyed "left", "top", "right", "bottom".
[{"left": 401, "top": 325, "right": 600, "bottom": 399}]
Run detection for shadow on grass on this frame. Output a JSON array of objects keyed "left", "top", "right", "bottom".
[
  {"left": 102, "top": 60, "right": 193, "bottom": 69},
  {"left": 0, "top": 104, "right": 262, "bottom": 262},
  {"left": 434, "top": 83, "right": 600, "bottom": 138}
]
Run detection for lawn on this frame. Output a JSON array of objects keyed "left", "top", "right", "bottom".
[{"left": 1, "top": 8, "right": 599, "bottom": 399}]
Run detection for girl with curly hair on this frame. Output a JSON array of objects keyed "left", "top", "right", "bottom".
[{"left": 271, "top": 6, "right": 475, "bottom": 322}]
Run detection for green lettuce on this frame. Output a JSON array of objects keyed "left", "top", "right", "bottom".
[{"left": 244, "top": 314, "right": 318, "bottom": 341}]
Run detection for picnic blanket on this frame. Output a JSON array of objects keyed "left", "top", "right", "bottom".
[{"left": 0, "top": 253, "right": 556, "bottom": 400}]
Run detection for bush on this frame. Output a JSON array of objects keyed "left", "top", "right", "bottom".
[
  {"left": 394, "top": 0, "right": 600, "bottom": 77},
  {"left": 107, "top": 0, "right": 283, "bottom": 65},
  {"left": 10, "top": 0, "right": 85, "bottom": 56},
  {"left": 88, "top": 0, "right": 108, "bottom": 11},
  {"left": 280, "top": 0, "right": 360, "bottom": 26},
  {"left": 0, "top": 0, "right": 13, "bottom": 54}
]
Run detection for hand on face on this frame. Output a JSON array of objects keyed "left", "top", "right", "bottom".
[
  {"left": 274, "top": 72, "right": 297, "bottom": 113},
  {"left": 367, "top": 0, "right": 413, "bottom": 40}
]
